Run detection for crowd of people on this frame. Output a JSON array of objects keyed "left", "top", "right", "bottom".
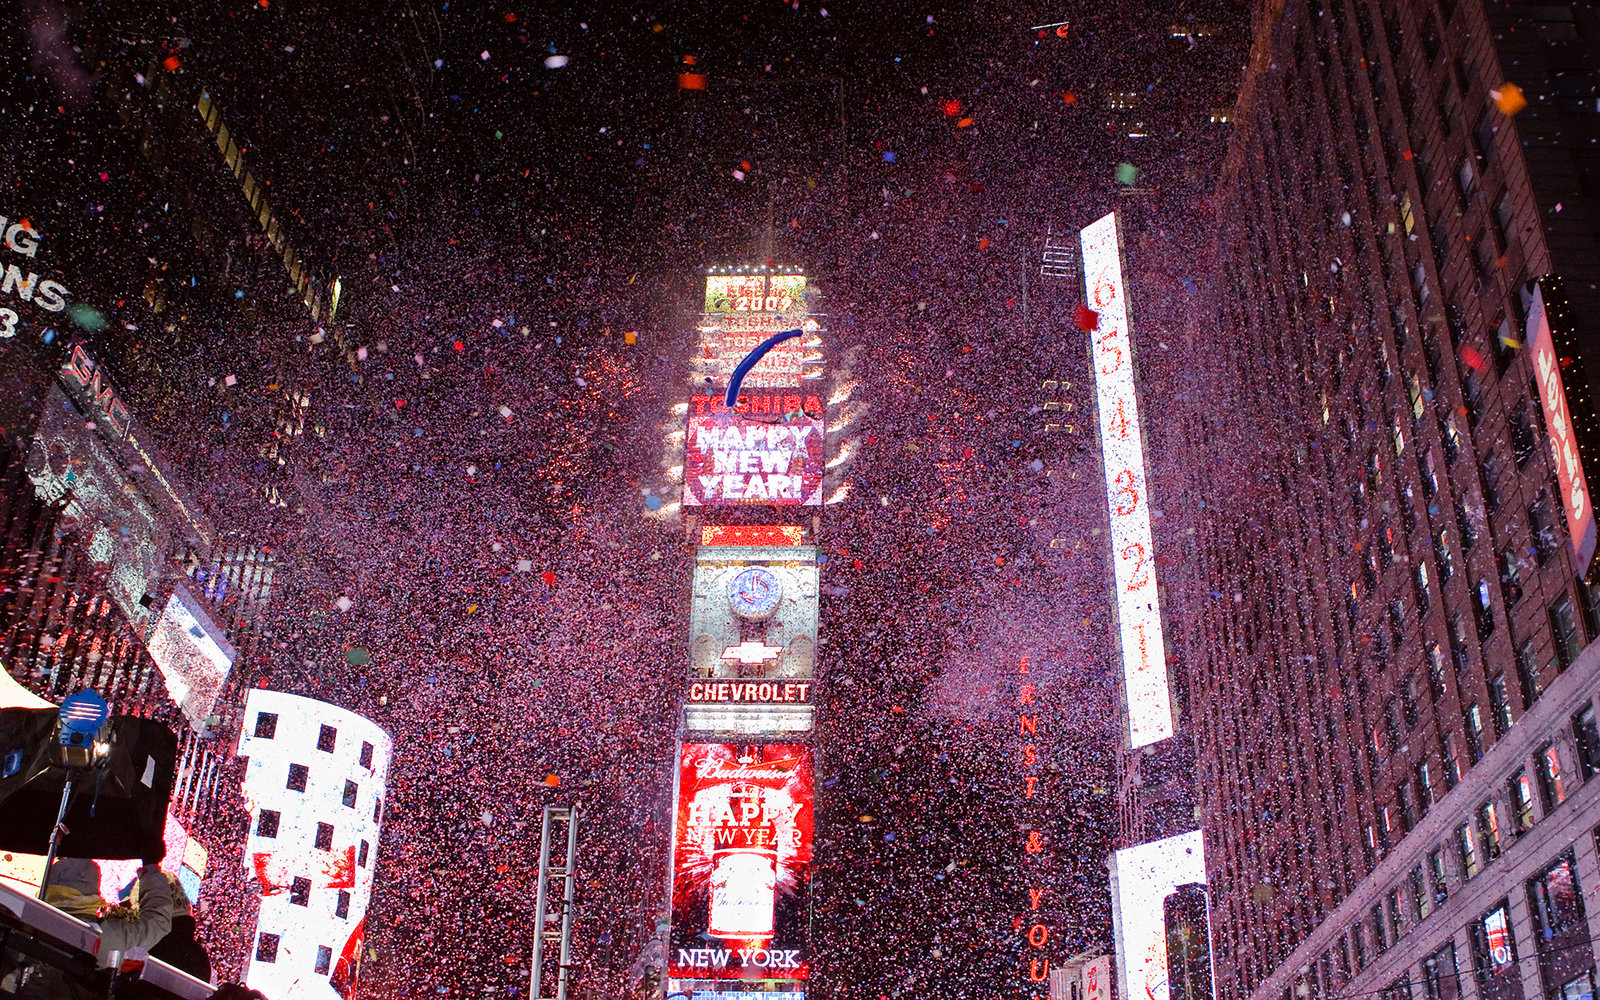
[{"left": 2, "top": 0, "right": 1247, "bottom": 996}]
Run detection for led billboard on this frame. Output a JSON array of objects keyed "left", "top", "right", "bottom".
[
  {"left": 145, "top": 583, "right": 236, "bottom": 731},
  {"left": 1109, "top": 830, "right": 1206, "bottom": 1000},
  {"left": 1081, "top": 212, "right": 1173, "bottom": 749},
  {"left": 695, "top": 274, "right": 822, "bottom": 391},
  {"left": 26, "top": 384, "right": 165, "bottom": 633},
  {"left": 239, "top": 691, "right": 391, "bottom": 1000},
  {"left": 684, "top": 394, "right": 824, "bottom": 507},
  {"left": 1526, "top": 282, "right": 1596, "bottom": 578},
  {"left": 669, "top": 743, "right": 813, "bottom": 982},
  {"left": 687, "top": 546, "right": 818, "bottom": 735}
]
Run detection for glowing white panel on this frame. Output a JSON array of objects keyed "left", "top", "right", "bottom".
[
  {"left": 1108, "top": 830, "right": 1206, "bottom": 1000},
  {"left": 146, "top": 584, "right": 235, "bottom": 731},
  {"left": 239, "top": 691, "right": 391, "bottom": 1000},
  {"left": 1081, "top": 212, "right": 1173, "bottom": 748}
]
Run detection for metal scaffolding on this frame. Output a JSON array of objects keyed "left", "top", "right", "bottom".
[{"left": 530, "top": 804, "right": 578, "bottom": 1000}]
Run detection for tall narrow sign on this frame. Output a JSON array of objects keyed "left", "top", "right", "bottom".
[
  {"left": 1080, "top": 212, "right": 1173, "bottom": 749},
  {"left": 1527, "top": 281, "right": 1596, "bottom": 578}
]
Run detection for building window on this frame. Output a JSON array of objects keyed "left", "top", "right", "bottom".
[
  {"left": 290, "top": 876, "right": 311, "bottom": 907},
  {"left": 1477, "top": 580, "right": 1497, "bottom": 640},
  {"left": 1517, "top": 640, "right": 1544, "bottom": 707},
  {"left": 1418, "top": 561, "right": 1434, "bottom": 608},
  {"left": 256, "top": 933, "right": 280, "bottom": 964},
  {"left": 1372, "top": 904, "right": 1389, "bottom": 953},
  {"left": 1424, "top": 942, "right": 1460, "bottom": 1000},
  {"left": 1418, "top": 761, "right": 1436, "bottom": 807},
  {"left": 1467, "top": 704, "right": 1486, "bottom": 763},
  {"left": 256, "top": 809, "right": 280, "bottom": 838},
  {"left": 1509, "top": 771, "right": 1535, "bottom": 833},
  {"left": 1471, "top": 902, "right": 1521, "bottom": 1000},
  {"left": 1458, "top": 823, "right": 1481, "bottom": 877},
  {"left": 1398, "top": 782, "right": 1417, "bottom": 831},
  {"left": 1489, "top": 675, "right": 1513, "bottom": 736},
  {"left": 254, "top": 713, "right": 278, "bottom": 739},
  {"left": 343, "top": 779, "right": 359, "bottom": 809},
  {"left": 1538, "top": 744, "right": 1566, "bottom": 808},
  {"left": 359, "top": 741, "right": 375, "bottom": 769},
  {"left": 287, "top": 763, "right": 309, "bottom": 792},
  {"left": 1353, "top": 922, "right": 1369, "bottom": 969},
  {"left": 314, "top": 946, "right": 333, "bottom": 976},
  {"left": 1445, "top": 731, "right": 1464, "bottom": 787},
  {"left": 359, "top": 840, "right": 370, "bottom": 867},
  {"left": 1478, "top": 801, "right": 1503, "bottom": 859},
  {"left": 1528, "top": 855, "right": 1587, "bottom": 991},
  {"left": 317, "top": 724, "right": 338, "bottom": 753},
  {"left": 1429, "top": 644, "right": 1449, "bottom": 702},
  {"left": 1575, "top": 704, "right": 1600, "bottom": 778},
  {"left": 1551, "top": 595, "right": 1583, "bottom": 669},
  {"left": 1429, "top": 849, "right": 1450, "bottom": 904},
  {"left": 1437, "top": 530, "right": 1457, "bottom": 578},
  {"left": 314, "top": 822, "right": 334, "bottom": 851},
  {"left": 1532, "top": 497, "right": 1560, "bottom": 564},
  {"left": 1412, "top": 865, "right": 1432, "bottom": 920},
  {"left": 335, "top": 890, "right": 351, "bottom": 920}
]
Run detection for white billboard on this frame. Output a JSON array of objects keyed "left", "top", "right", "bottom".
[
  {"left": 145, "top": 584, "right": 235, "bottom": 731},
  {"left": 238, "top": 691, "right": 391, "bottom": 1000},
  {"left": 1081, "top": 212, "right": 1173, "bottom": 748},
  {"left": 1109, "top": 830, "right": 1206, "bottom": 1000}
]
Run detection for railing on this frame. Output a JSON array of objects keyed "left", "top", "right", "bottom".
[{"left": 0, "top": 881, "right": 214, "bottom": 1000}]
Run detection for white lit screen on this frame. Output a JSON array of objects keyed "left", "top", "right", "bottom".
[
  {"left": 239, "top": 691, "right": 391, "bottom": 1000},
  {"left": 145, "top": 585, "right": 235, "bottom": 731},
  {"left": 1109, "top": 830, "right": 1206, "bottom": 1000},
  {"left": 1081, "top": 212, "right": 1174, "bottom": 748}
]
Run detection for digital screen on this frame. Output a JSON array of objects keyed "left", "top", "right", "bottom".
[
  {"left": 669, "top": 743, "right": 813, "bottom": 981},
  {"left": 1109, "top": 830, "right": 1206, "bottom": 1000},
  {"left": 1083, "top": 954, "right": 1113, "bottom": 1000},
  {"left": 684, "top": 394, "right": 824, "bottom": 507},
  {"left": 26, "top": 384, "right": 165, "bottom": 633},
  {"left": 1526, "top": 283, "right": 1596, "bottom": 577},
  {"left": 696, "top": 274, "right": 821, "bottom": 391},
  {"left": 1081, "top": 212, "right": 1174, "bottom": 748},
  {"left": 145, "top": 584, "right": 236, "bottom": 731},
  {"left": 239, "top": 691, "right": 391, "bottom": 1000},
  {"left": 1482, "top": 905, "right": 1513, "bottom": 968},
  {"left": 701, "top": 525, "right": 806, "bottom": 547}
]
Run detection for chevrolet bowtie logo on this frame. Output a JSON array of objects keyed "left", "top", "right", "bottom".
[{"left": 721, "top": 640, "right": 784, "bottom": 664}]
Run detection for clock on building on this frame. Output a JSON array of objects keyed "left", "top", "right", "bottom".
[{"left": 728, "top": 567, "right": 783, "bottom": 620}]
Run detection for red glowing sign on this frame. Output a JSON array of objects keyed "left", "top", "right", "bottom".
[
  {"left": 1527, "top": 282, "right": 1596, "bottom": 577},
  {"left": 701, "top": 525, "right": 806, "bottom": 547},
  {"left": 669, "top": 743, "right": 813, "bottom": 981}
]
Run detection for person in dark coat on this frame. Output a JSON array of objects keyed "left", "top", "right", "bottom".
[{"left": 148, "top": 875, "right": 210, "bottom": 984}]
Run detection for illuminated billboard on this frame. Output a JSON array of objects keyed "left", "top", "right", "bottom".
[
  {"left": 687, "top": 546, "right": 818, "bottom": 735},
  {"left": 1109, "top": 830, "right": 1206, "bottom": 1000},
  {"left": 1081, "top": 212, "right": 1173, "bottom": 748},
  {"left": 695, "top": 273, "right": 822, "bottom": 391},
  {"left": 145, "top": 583, "right": 235, "bottom": 731},
  {"left": 684, "top": 394, "right": 824, "bottom": 507},
  {"left": 669, "top": 743, "right": 813, "bottom": 981},
  {"left": 1526, "top": 282, "right": 1596, "bottom": 577},
  {"left": 26, "top": 384, "right": 165, "bottom": 633},
  {"left": 239, "top": 691, "right": 392, "bottom": 1000}
]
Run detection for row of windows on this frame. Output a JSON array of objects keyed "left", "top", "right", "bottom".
[
  {"left": 253, "top": 711, "right": 376, "bottom": 769},
  {"left": 254, "top": 933, "right": 336, "bottom": 976},
  {"left": 255, "top": 810, "right": 374, "bottom": 867}
]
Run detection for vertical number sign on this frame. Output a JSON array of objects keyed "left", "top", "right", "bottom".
[{"left": 1080, "top": 212, "right": 1174, "bottom": 748}]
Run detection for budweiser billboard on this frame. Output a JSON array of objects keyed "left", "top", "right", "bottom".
[{"left": 669, "top": 743, "right": 813, "bottom": 981}]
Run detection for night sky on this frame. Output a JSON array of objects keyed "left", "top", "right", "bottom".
[{"left": 2, "top": 0, "right": 1245, "bottom": 996}]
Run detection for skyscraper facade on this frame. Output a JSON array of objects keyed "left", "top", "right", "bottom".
[{"left": 1179, "top": 1, "right": 1600, "bottom": 1000}]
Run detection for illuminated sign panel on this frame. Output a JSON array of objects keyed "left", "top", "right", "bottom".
[
  {"left": 1083, "top": 954, "right": 1113, "bottom": 1000},
  {"left": 685, "top": 395, "right": 824, "bottom": 507},
  {"left": 687, "top": 546, "right": 817, "bottom": 735},
  {"left": 1526, "top": 282, "right": 1596, "bottom": 577},
  {"left": 1109, "top": 830, "right": 1206, "bottom": 1000},
  {"left": 669, "top": 743, "right": 813, "bottom": 981},
  {"left": 239, "top": 691, "right": 391, "bottom": 1000},
  {"left": 27, "top": 384, "right": 166, "bottom": 633},
  {"left": 145, "top": 584, "right": 236, "bottom": 731},
  {"left": 1081, "top": 212, "right": 1173, "bottom": 748},
  {"left": 696, "top": 274, "right": 821, "bottom": 390}
]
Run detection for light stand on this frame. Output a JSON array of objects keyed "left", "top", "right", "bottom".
[{"left": 36, "top": 690, "right": 112, "bottom": 900}]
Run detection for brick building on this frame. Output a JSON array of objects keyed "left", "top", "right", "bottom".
[{"left": 1173, "top": 0, "right": 1600, "bottom": 1000}]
